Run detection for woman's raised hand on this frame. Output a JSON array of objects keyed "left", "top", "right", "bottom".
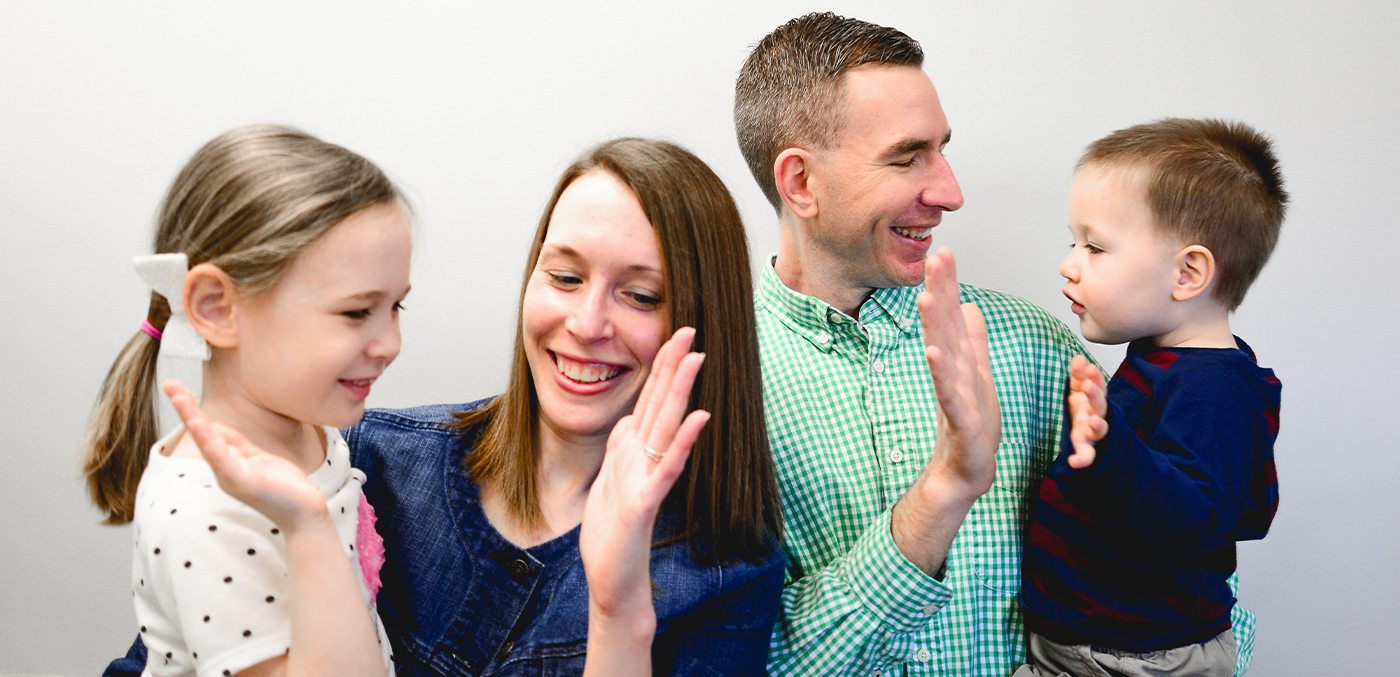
[
  {"left": 579, "top": 327, "right": 709, "bottom": 674},
  {"left": 161, "top": 380, "right": 328, "bottom": 531}
]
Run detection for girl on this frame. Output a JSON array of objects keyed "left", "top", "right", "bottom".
[{"left": 85, "top": 124, "right": 410, "bottom": 677}]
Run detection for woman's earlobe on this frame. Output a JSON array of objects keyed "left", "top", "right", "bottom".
[
  {"left": 1172, "top": 245, "right": 1215, "bottom": 302},
  {"left": 184, "top": 263, "right": 239, "bottom": 348}
]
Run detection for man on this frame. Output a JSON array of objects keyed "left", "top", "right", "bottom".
[{"left": 734, "top": 13, "right": 1255, "bottom": 676}]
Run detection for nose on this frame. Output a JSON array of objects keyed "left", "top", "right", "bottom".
[
  {"left": 367, "top": 314, "right": 403, "bottom": 364},
  {"left": 921, "top": 154, "right": 965, "bottom": 212},
  {"left": 1059, "top": 248, "right": 1079, "bottom": 282},
  {"left": 565, "top": 286, "right": 614, "bottom": 344}
]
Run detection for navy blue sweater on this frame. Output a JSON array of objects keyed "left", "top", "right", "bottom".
[{"left": 1022, "top": 337, "right": 1280, "bottom": 652}]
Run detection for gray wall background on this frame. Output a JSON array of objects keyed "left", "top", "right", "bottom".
[{"left": 3, "top": 1, "right": 1395, "bottom": 675}]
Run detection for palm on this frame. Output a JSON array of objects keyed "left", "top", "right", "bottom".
[
  {"left": 580, "top": 328, "right": 709, "bottom": 616},
  {"left": 161, "top": 381, "right": 326, "bottom": 528}
]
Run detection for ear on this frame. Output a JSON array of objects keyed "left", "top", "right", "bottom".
[
  {"left": 1172, "top": 245, "right": 1215, "bottom": 302},
  {"left": 183, "top": 262, "right": 240, "bottom": 349},
  {"left": 774, "top": 148, "right": 819, "bottom": 220}
]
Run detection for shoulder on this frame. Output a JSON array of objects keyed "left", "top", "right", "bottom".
[
  {"left": 345, "top": 398, "right": 492, "bottom": 468},
  {"left": 957, "top": 283, "right": 1086, "bottom": 363}
]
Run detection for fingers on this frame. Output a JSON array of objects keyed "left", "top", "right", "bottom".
[
  {"left": 961, "top": 302, "right": 991, "bottom": 374},
  {"left": 644, "top": 351, "right": 704, "bottom": 457},
  {"left": 637, "top": 327, "right": 695, "bottom": 433},
  {"left": 641, "top": 410, "right": 708, "bottom": 505}
]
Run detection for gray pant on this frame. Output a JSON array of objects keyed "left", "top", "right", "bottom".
[{"left": 1012, "top": 630, "right": 1236, "bottom": 677}]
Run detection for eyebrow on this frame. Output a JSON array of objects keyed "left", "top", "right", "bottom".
[
  {"left": 539, "top": 243, "right": 662, "bottom": 274},
  {"left": 343, "top": 285, "right": 411, "bottom": 302},
  {"left": 878, "top": 129, "right": 953, "bottom": 162}
]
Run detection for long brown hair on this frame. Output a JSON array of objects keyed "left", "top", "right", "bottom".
[
  {"left": 454, "top": 138, "right": 782, "bottom": 564},
  {"left": 84, "top": 124, "right": 402, "bottom": 524}
]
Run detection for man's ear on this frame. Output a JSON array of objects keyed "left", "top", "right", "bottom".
[
  {"left": 183, "top": 262, "right": 240, "bottom": 349},
  {"left": 1172, "top": 245, "right": 1216, "bottom": 302},
  {"left": 774, "top": 148, "right": 819, "bottom": 220}
]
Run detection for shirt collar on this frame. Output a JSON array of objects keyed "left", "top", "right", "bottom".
[{"left": 756, "top": 257, "right": 921, "bottom": 352}]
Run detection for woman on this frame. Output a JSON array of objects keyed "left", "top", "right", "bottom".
[{"left": 107, "top": 138, "right": 785, "bottom": 676}]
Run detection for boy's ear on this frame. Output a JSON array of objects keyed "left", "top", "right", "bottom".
[
  {"left": 183, "top": 263, "right": 240, "bottom": 349},
  {"left": 774, "top": 148, "right": 819, "bottom": 220},
  {"left": 1172, "top": 245, "right": 1216, "bottom": 302}
]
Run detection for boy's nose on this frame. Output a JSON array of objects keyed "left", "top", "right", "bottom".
[{"left": 1059, "top": 250, "right": 1078, "bottom": 281}]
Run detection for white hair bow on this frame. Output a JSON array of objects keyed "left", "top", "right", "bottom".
[{"left": 133, "top": 253, "right": 210, "bottom": 434}]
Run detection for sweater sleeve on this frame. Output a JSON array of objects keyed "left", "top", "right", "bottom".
[{"left": 1057, "top": 361, "right": 1276, "bottom": 561}]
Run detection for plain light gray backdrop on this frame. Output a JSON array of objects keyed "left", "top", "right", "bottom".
[{"left": 3, "top": 2, "right": 1396, "bottom": 675}]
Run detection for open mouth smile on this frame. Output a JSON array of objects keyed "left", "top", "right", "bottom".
[
  {"left": 551, "top": 352, "right": 624, "bottom": 384},
  {"left": 892, "top": 226, "right": 933, "bottom": 241}
]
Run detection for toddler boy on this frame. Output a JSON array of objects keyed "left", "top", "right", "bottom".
[{"left": 1017, "top": 118, "right": 1286, "bottom": 677}]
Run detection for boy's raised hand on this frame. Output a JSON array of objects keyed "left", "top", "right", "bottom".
[
  {"left": 161, "top": 380, "right": 328, "bottom": 530},
  {"left": 1066, "top": 355, "right": 1109, "bottom": 469}
]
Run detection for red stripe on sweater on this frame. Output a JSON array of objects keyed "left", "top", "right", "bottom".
[{"left": 1116, "top": 360, "right": 1152, "bottom": 395}]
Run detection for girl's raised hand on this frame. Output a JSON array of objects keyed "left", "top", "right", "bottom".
[
  {"left": 579, "top": 327, "right": 709, "bottom": 674},
  {"left": 161, "top": 380, "right": 328, "bottom": 531}
]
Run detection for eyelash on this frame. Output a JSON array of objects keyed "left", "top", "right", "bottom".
[
  {"left": 342, "top": 302, "right": 405, "bottom": 320},
  {"left": 1070, "top": 243, "right": 1105, "bottom": 254},
  {"left": 547, "top": 271, "right": 662, "bottom": 310},
  {"left": 891, "top": 157, "right": 918, "bottom": 168}
]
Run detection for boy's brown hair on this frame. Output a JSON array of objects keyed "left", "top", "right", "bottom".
[{"left": 1079, "top": 117, "right": 1288, "bottom": 310}]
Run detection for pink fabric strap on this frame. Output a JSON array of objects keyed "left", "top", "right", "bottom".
[{"left": 140, "top": 320, "right": 163, "bottom": 341}]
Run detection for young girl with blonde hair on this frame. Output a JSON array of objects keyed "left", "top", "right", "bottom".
[{"left": 85, "top": 124, "right": 411, "bottom": 677}]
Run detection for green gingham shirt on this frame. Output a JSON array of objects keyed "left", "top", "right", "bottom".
[{"left": 755, "top": 261, "right": 1256, "bottom": 676}]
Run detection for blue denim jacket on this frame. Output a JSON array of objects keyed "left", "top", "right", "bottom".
[
  {"left": 105, "top": 401, "right": 784, "bottom": 677},
  {"left": 346, "top": 401, "right": 784, "bottom": 676}
]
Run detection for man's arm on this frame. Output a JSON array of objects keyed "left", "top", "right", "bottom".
[{"left": 895, "top": 247, "right": 1002, "bottom": 574}]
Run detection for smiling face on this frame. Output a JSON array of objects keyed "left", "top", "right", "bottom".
[
  {"left": 229, "top": 202, "right": 412, "bottom": 428},
  {"left": 808, "top": 65, "right": 964, "bottom": 290},
  {"left": 1061, "top": 165, "right": 1183, "bottom": 345},
  {"left": 521, "top": 171, "right": 669, "bottom": 446}
]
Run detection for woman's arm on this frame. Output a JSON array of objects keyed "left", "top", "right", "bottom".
[
  {"left": 164, "top": 382, "right": 385, "bottom": 677},
  {"left": 579, "top": 328, "right": 709, "bottom": 677}
]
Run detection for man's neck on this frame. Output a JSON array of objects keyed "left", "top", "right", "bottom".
[{"left": 774, "top": 216, "right": 875, "bottom": 318}]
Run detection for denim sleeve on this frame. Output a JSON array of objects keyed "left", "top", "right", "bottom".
[
  {"left": 101, "top": 635, "right": 147, "bottom": 677},
  {"left": 663, "top": 548, "right": 787, "bottom": 677}
]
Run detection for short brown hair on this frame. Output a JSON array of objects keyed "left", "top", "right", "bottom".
[
  {"left": 85, "top": 125, "right": 403, "bottom": 524},
  {"left": 1079, "top": 118, "right": 1288, "bottom": 310},
  {"left": 735, "top": 12, "right": 923, "bottom": 212},
  {"left": 453, "top": 138, "right": 782, "bottom": 564}
]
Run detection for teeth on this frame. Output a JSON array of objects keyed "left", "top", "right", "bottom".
[
  {"left": 555, "top": 355, "right": 621, "bottom": 384},
  {"left": 893, "top": 226, "right": 931, "bottom": 241}
]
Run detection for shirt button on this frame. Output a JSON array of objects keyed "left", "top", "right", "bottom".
[
  {"left": 922, "top": 602, "right": 938, "bottom": 614},
  {"left": 507, "top": 558, "right": 530, "bottom": 582},
  {"left": 828, "top": 311, "right": 843, "bottom": 323},
  {"left": 900, "top": 318, "right": 912, "bottom": 330},
  {"left": 916, "top": 648, "right": 931, "bottom": 662},
  {"left": 889, "top": 449, "right": 904, "bottom": 463},
  {"left": 871, "top": 359, "right": 885, "bottom": 373},
  {"left": 873, "top": 671, "right": 883, "bottom": 677},
  {"left": 496, "top": 639, "right": 514, "bottom": 659},
  {"left": 816, "top": 333, "right": 831, "bottom": 345}
]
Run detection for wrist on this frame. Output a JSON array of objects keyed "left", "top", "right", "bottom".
[
  {"left": 278, "top": 501, "right": 334, "bottom": 537},
  {"left": 588, "top": 596, "right": 656, "bottom": 645}
]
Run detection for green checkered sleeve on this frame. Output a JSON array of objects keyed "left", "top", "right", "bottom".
[{"left": 768, "top": 504, "right": 953, "bottom": 673}]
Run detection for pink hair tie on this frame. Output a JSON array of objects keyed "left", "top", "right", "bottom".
[{"left": 140, "top": 320, "right": 163, "bottom": 341}]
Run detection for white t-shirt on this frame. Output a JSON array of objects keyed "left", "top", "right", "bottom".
[{"left": 132, "top": 427, "right": 393, "bottom": 677}]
